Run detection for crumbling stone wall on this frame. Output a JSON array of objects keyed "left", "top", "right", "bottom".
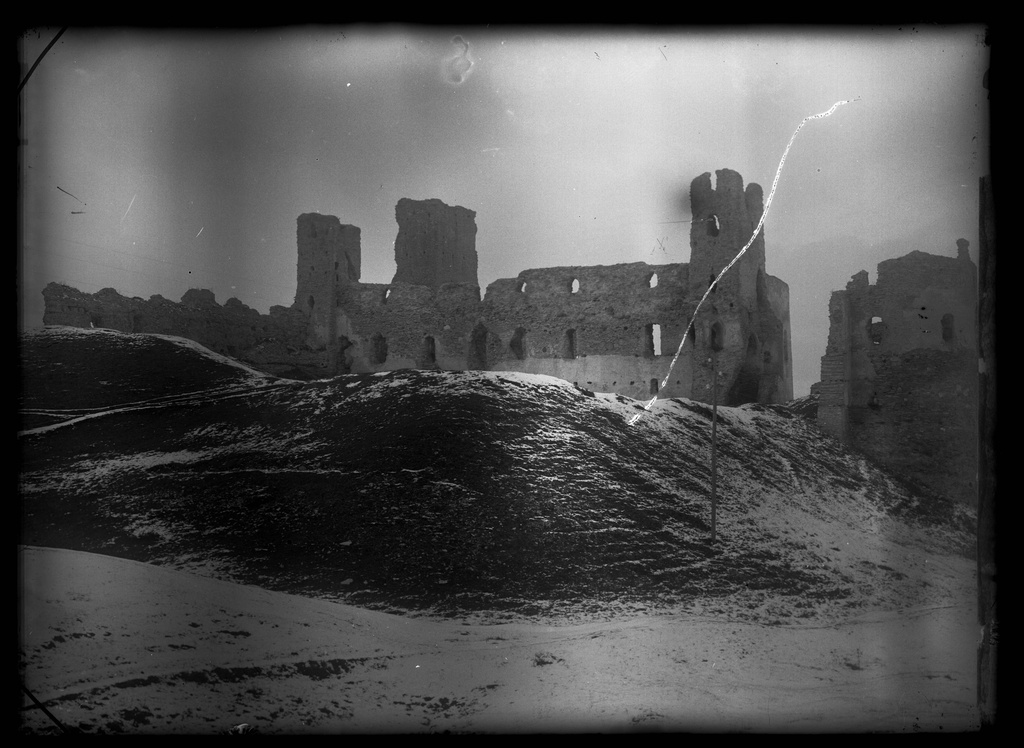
[
  {"left": 41, "top": 283, "right": 324, "bottom": 378},
  {"left": 295, "top": 213, "right": 361, "bottom": 350},
  {"left": 688, "top": 169, "right": 766, "bottom": 302},
  {"left": 816, "top": 244, "right": 978, "bottom": 504},
  {"left": 480, "top": 262, "right": 696, "bottom": 400},
  {"left": 41, "top": 173, "right": 793, "bottom": 406},
  {"left": 332, "top": 281, "right": 482, "bottom": 374},
  {"left": 391, "top": 198, "right": 478, "bottom": 287}
]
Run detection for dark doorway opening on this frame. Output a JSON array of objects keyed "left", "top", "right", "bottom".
[
  {"left": 370, "top": 333, "right": 388, "bottom": 365},
  {"left": 420, "top": 336, "right": 437, "bottom": 368},
  {"left": 510, "top": 327, "right": 526, "bottom": 360},
  {"left": 468, "top": 322, "right": 489, "bottom": 370},
  {"left": 563, "top": 329, "right": 577, "bottom": 359}
]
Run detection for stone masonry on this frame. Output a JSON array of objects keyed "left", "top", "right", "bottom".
[
  {"left": 391, "top": 198, "right": 478, "bottom": 287},
  {"left": 41, "top": 169, "right": 793, "bottom": 406},
  {"left": 814, "top": 243, "right": 979, "bottom": 505}
]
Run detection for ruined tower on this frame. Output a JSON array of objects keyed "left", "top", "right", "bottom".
[
  {"left": 688, "top": 168, "right": 766, "bottom": 302},
  {"left": 391, "top": 198, "right": 479, "bottom": 287},
  {"left": 295, "top": 213, "right": 361, "bottom": 349},
  {"left": 816, "top": 243, "right": 978, "bottom": 504},
  {"left": 687, "top": 169, "right": 791, "bottom": 406}
]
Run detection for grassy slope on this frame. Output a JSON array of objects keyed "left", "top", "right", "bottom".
[{"left": 19, "top": 327, "right": 974, "bottom": 624}]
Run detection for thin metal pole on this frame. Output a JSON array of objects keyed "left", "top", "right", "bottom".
[{"left": 710, "top": 349, "right": 718, "bottom": 543}]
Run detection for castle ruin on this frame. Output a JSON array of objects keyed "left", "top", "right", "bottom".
[
  {"left": 42, "top": 168, "right": 793, "bottom": 407},
  {"left": 813, "top": 241, "right": 979, "bottom": 505}
]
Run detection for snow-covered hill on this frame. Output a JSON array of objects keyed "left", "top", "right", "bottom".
[
  {"left": 18, "top": 327, "right": 979, "bottom": 733},
  {"left": 19, "top": 326, "right": 974, "bottom": 624}
]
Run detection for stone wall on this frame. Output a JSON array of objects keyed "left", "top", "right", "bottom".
[
  {"left": 479, "top": 262, "right": 695, "bottom": 400},
  {"left": 815, "top": 244, "right": 979, "bottom": 505},
  {"left": 391, "top": 198, "right": 478, "bottom": 287},
  {"left": 41, "top": 172, "right": 793, "bottom": 406},
  {"left": 295, "top": 213, "right": 361, "bottom": 350},
  {"left": 320, "top": 261, "right": 697, "bottom": 401},
  {"left": 334, "top": 281, "right": 483, "bottom": 374},
  {"left": 41, "top": 283, "right": 324, "bottom": 378}
]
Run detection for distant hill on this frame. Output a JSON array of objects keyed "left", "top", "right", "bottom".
[{"left": 19, "top": 326, "right": 974, "bottom": 624}]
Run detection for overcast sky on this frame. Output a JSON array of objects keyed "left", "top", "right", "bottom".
[{"left": 18, "top": 25, "right": 990, "bottom": 396}]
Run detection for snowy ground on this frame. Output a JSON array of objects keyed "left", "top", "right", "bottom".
[
  {"left": 19, "top": 329, "right": 982, "bottom": 733},
  {"left": 19, "top": 546, "right": 978, "bottom": 734}
]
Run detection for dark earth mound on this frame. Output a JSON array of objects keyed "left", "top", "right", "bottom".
[{"left": 20, "top": 327, "right": 974, "bottom": 623}]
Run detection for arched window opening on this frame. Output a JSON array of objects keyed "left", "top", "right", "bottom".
[
  {"left": 707, "top": 214, "right": 720, "bottom": 237},
  {"left": 869, "top": 316, "right": 884, "bottom": 345},
  {"left": 519, "top": 281, "right": 527, "bottom": 293},
  {"left": 571, "top": 278, "right": 580, "bottom": 294},
  {"left": 649, "top": 273, "right": 659, "bottom": 289},
  {"left": 510, "top": 327, "right": 526, "bottom": 360},
  {"left": 941, "top": 313, "right": 955, "bottom": 343},
  {"left": 709, "top": 321, "right": 725, "bottom": 352},
  {"left": 650, "top": 378, "right": 659, "bottom": 396},
  {"left": 383, "top": 288, "right": 391, "bottom": 304},
  {"left": 644, "top": 323, "right": 662, "bottom": 357}
]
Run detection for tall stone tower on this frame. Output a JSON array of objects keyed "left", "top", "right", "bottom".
[
  {"left": 686, "top": 169, "right": 790, "bottom": 406},
  {"left": 688, "top": 168, "right": 766, "bottom": 302},
  {"left": 391, "top": 198, "right": 479, "bottom": 287},
  {"left": 295, "top": 213, "right": 361, "bottom": 349}
]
